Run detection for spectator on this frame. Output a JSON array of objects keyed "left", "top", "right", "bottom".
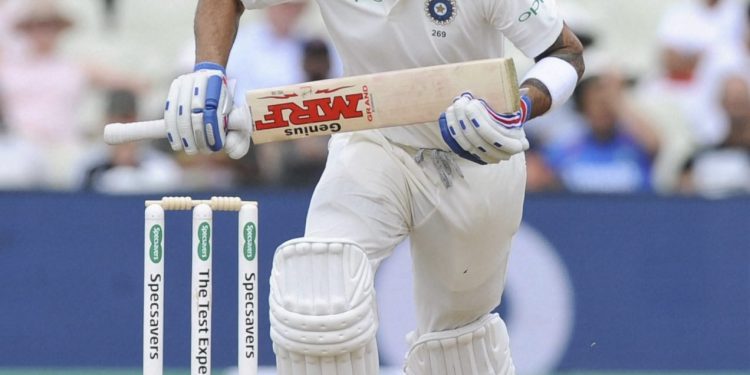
[
  {"left": 78, "top": 89, "right": 183, "bottom": 193},
  {"left": 637, "top": 0, "right": 747, "bottom": 194},
  {"left": 0, "top": 90, "right": 45, "bottom": 189},
  {"left": 228, "top": 1, "right": 307, "bottom": 186},
  {"left": 524, "top": 142, "right": 560, "bottom": 192},
  {"left": 543, "top": 67, "right": 659, "bottom": 193},
  {"left": 1, "top": 0, "right": 81, "bottom": 145},
  {"left": 657, "top": 0, "right": 747, "bottom": 148},
  {"left": 278, "top": 39, "right": 333, "bottom": 186},
  {"left": 525, "top": 2, "right": 599, "bottom": 148},
  {"left": 228, "top": 1, "right": 311, "bottom": 98},
  {"left": 222, "top": 1, "right": 340, "bottom": 186},
  {"left": 692, "top": 2, "right": 750, "bottom": 150},
  {"left": 525, "top": 2, "right": 599, "bottom": 192},
  {"left": 0, "top": 0, "right": 146, "bottom": 189},
  {"left": 0, "top": 0, "right": 23, "bottom": 60},
  {"left": 681, "top": 75, "right": 750, "bottom": 197},
  {"left": 632, "top": 2, "right": 721, "bottom": 192},
  {"left": 102, "top": 0, "right": 118, "bottom": 30},
  {"left": 301, "top": 39, "right": 332, "bottom": 81},
  {"left": 660, "top": 0, "right": 746, "bottom": 49},
  {"left": 0, "top": 0, "right": 84, "bottom": 189},
  {"left": 170, "top": 2, "right": 317, "bottom": 189}
]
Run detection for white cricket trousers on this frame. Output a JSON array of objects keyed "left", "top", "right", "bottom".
[{"left": 305, "top": 131, "right": 526, "bottom": 336}]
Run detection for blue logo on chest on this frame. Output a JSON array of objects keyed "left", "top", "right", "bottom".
[{"left": 425, "top": 0, "right": 457, "bottom": 25}]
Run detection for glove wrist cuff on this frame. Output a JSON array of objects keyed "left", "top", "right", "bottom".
[
  {"left": 520, "top": 95, "right": 533, "bottom": 122},
  {"left": 194, "top": 62, "right": 226, "bottom": 74}
]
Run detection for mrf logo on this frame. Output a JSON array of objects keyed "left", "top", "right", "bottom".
[
  {"left": 518, "top": 0, "right": 545, "bottom": 22},
  {"left": 254, "top": 86, "right": 372, "bottom": 132}
]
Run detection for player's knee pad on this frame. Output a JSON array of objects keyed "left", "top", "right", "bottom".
[
  {"left": 270, "top": 238, "right": 379, "bottom": 375},
  {"left": 404, "top": 313, "right": 515, "bottom": 375}
]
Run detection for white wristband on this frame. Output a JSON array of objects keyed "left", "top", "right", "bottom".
[{"left": 522, "top": 57, "right": 579, "bottom": 113}]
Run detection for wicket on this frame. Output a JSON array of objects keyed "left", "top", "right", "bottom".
[{"left": 143, "top": 196, "right": 258, "bottom": 375}]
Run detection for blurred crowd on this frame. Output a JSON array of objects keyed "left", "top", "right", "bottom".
[
  {"left": 527, "top": 0, "right": 750, "bottom": 197},
  {"left": 0, "top": 0, "right": 748, "bottom": 197}
]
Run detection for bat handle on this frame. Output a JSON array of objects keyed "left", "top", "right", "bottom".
[
  {"left": 102, "top": 107, "right": 250, "bottom": 145},
  {"left": 103, "top": 120, "right": 165, "bottom": 145}
]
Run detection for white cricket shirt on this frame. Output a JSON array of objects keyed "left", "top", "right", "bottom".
[{"left": 242, "top": 0, "right": 563, "bottom": 149}]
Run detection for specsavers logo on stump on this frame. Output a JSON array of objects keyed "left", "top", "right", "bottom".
[
  {"left": 197, "top": 222, "right": 211, "bottom": 261},
  {"left": 149, "top": 225, "right": 163, "bottom": 263},
  {"left": 243, "top": 222, "right": 257, "bottom": 261}
]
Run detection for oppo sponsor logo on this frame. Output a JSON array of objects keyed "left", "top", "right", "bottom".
[
  {"left": 243, "top": 222, "right": 257, "bottom": 261},
  {"left": 518, "top": 0, "right": 545, "bottom": 22},
  {"left": 149, "top": 225, "right": 163, "bottom": 264},
  {"left": 197, "top": 222, "right": 211, "bottom": 261}
]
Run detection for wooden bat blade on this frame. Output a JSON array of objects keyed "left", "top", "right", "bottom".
[{"left": 247, "top": 58, "right": 519, "bottom": 144}]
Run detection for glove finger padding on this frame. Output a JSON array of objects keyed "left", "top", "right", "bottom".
[
  {"left": 442, "top": 100, "right": 486, "bottom": 165},
  {"left": 464, "top": 99, "right": 529, "bottom": 155},
  {"left": 455, "top": 99, "right": 512, "bottom": 163},
  {"left": 190, "top": 71, "right": 211, "bottom": 154},
  {"left": 164, "top": 79, "right": 183, "bottom": 151},
  {"left": 203, "top": 74, "right": 230, "bottom": 152},
  {"left": 176, "top": 75, "right": 198, "bottom": 155},
  {"left": 161, "top": 63, "right": 241, "bottom": 157},
  {"left": 450, "top": 98, "right": 484, "bottom": 156}
]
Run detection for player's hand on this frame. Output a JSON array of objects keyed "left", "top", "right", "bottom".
[
  {"left": 439, "top": 92, "right": 531, "bottom": 165},
  {"left": 164, "top": 62, "right": 252, "bottom": 159}
]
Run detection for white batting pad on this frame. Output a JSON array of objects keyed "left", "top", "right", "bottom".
[
  {"left": 404, "top": 314, "right": 515, "bottom": 375},
  {"left": 270, "top": 238, "right": 379, "bottom": 375}
]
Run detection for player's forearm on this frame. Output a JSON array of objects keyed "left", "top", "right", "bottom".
[
  {"left": 520, "top": 24, "right": 584, "bottom": 119},
  {"left": 194, "top": 0, "right": 244, "bottom": 66},
  {"left": 520, "top": 79, "right": 553, "bottom": 119}
]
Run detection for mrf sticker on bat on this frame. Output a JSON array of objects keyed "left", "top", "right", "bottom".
[{"left": 253, "top": 85, "right": 374, "bottom": 138}]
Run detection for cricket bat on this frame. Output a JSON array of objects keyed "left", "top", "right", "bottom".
[{"left": 103, "top": 58, "right": 520, "bottom": 145}]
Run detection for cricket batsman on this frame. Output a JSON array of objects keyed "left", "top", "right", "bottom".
[{"left": 164, "top": 0, "right": 584, "bottom": 372}]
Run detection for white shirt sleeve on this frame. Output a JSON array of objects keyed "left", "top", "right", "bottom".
[
  {"left": 240, "top": 0, "right": 291, "bottom": 10},
  {"left": 486, "top": 0, "right": 564, "bottom": 58}
]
